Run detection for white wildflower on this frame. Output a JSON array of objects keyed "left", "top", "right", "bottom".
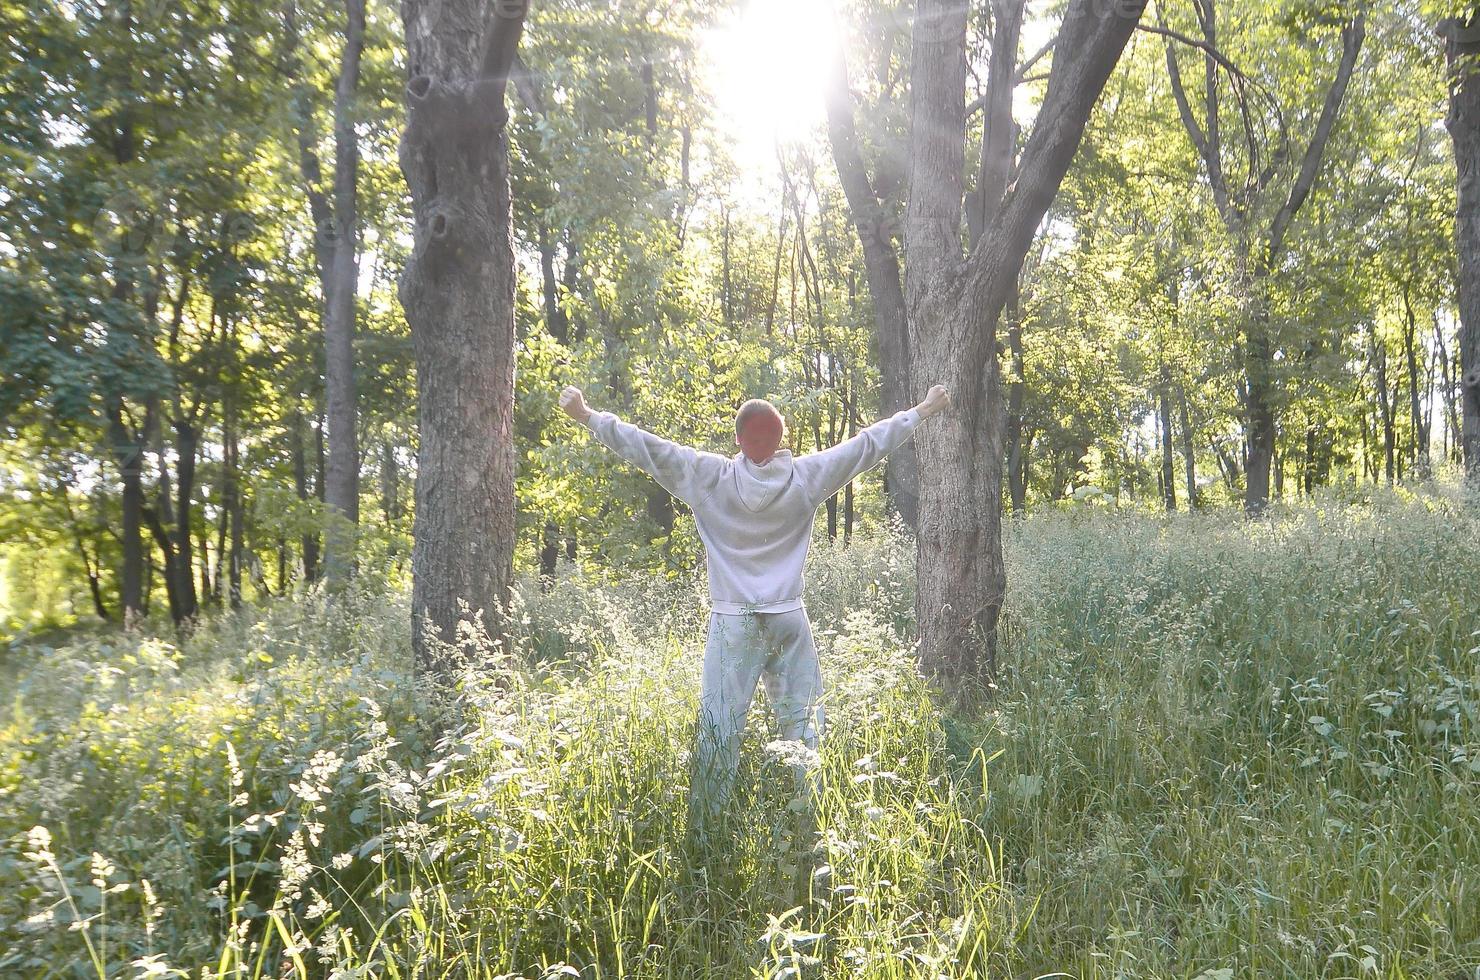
[
  {"left": 226, "top": 742, "right": 244, "bottom": 789},
  {"left": 25, "top": 826, "right": 54, "bottom": 862},
  {"left": 304, "top": 889, "right": 332, "bottom": 920}
]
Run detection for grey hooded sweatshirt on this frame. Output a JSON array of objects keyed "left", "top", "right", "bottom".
[{"left": 584, "top": 407, "right": 922, "bottom": 614}]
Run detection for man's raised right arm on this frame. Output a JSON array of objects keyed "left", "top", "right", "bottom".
[{"left": 559, "top": 385, "right": 716, "bottom": 506}]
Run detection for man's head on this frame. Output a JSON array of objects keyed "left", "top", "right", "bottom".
[{"left": 735, "top": 398, "right": 785, "bottom": 464}]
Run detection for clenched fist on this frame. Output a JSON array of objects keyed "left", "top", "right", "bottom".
[
  {"left": 559, "top": 385, "right": 592, "bottom": 423},
  {"left": 916, "top": 384, "right": 952, "bottom": 420}
]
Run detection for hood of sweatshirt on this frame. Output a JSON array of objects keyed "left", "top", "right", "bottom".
[{"left": 733, "top": 449, "right": 794, "bottom": 512}]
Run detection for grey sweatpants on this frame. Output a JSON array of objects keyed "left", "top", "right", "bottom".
[{"left": 687, "top": 607, "right": 824, "bottom": 830}]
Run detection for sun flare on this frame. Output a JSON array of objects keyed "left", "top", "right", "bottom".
[{"left": 702, "top": 0, "right": 840, "bottom": 179}]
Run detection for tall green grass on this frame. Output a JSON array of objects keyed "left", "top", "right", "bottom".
[{"left": 2, "top": 486, "right": 1478, "bottom": 977}]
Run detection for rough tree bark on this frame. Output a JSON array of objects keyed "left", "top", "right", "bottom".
[
  {"left": 1445, "top": 14, "right": 1480, "bottom": 480},
  {"left": 905, "top": 0, "right": 1143, "bottom": 692},
  {"left": 400, "top": 0, "right": 527, "bottom": 675}
]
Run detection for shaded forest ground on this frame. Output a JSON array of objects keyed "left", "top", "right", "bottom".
[{"left": 3, "top": 488, "right": 1479, "bottom": 978}]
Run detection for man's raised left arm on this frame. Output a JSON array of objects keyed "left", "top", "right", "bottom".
[{"left": 797, "top": 385, "right": 952, "bottom": 506}]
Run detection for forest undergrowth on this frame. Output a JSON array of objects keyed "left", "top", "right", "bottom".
[{"left": 3, "top": 486, "right": 1479, "bottom": 978}]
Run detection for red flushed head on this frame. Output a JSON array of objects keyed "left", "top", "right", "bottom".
[{"left": 735, "top": 399, "right": 784, "bottom": 464}]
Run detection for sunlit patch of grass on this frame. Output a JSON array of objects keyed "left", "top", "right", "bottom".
[{"left": 1, "top": 485, "right": 1478, "bottom": 977}]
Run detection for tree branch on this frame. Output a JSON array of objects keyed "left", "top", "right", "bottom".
[
  {"left": 964, "top": 0, "right": 1145, "bottom": 363},
  {"left": 479, "top": 0, "right": 529, "bottom": 110},
  {"left": 1265, "top": 11, "right": 1366, "bottom": 265},
  {"left": 968, "top": 0, "right": 1025, "bottom": 245}
]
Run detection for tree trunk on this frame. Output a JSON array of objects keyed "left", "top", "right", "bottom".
[
  {"left": 195, "top": 530, "right": 211, "bottom": 606},
  {"left": 100, "top": 68, "right": 150, "bottom": 625},
  {"left": 1435, "top": 313, "right": 1463, "bottom": 465},
  {"left": 1371, "top": 326, "right": 1396, "bottom": 484},
  {"left": 225, "top": 405, "right": 244, "bottom": 608},
  {"left": 1177, "top": 385, "right": 1197, "bottom": 508},
  {"left": 69, "top": 516, "right": 110, "bottom": 620},
  {"left": 107, "top": 404, "right": 147, "bottom": 621},
  {"left": 172, "top": 419, "right": 200, "bottom": 620},
  {"left": 537, "top": 223, "right": 569, "bottom": 342},
  {"left": 1159, "top": 365, "right": 1176, "bottom": 512},
  {"left": 1242, "top": 296, "right": 1277, "bottom": 509},
  {"left": 380, "top": 440, "right": 400, "bottom": 522},
  {"left": 1445, "top": 15, "right": 1480, "bottom": 480},
  {"left": 211, "top": 475, "right": 228, "bottom": 601},
  {"left": 1004, "top": 285, "right": 1028, "bottom": 515},
  {"left": 539, "top": 520, "right": 560, "bottom": 592},
  {"left": 286, "top": 0, "right": 364, "bottom": 588},
  {"left": 400, "top": 0, "right": 527, "bottom": 676},
  {"left": 147, "top": 410, "right": 185, "bottom": 624},
  {"left": 1212, "top": 436, "right": 1240, "bottom": 495},
  {"left": 1402, "top": 289, "right": 1430, "bottom": 478},
  {"left": 292, "top": 408, "right": 319, "bottom": 582},
  {"left": 324, "top": 0, "right": 366, "bottom": 587},
  {"left": 905, "top": 0, "right": 1143, "bottom": 692},
  {"left": 143, "top": 503, "right": 181, "bottom": 623}
]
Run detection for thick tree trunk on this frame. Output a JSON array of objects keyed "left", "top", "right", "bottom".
[
  {"left": 905, "top": 0, "right": 1143, "bottom": 692},
  {"left": 400, "top": 0, "right": 526, "bottom": 676},
  {"left": 909, "top": 286, "right": 1008, "bottom": 685},
  {"left": 1445, "top": 15, "right": 1480, "bottom": 480}
]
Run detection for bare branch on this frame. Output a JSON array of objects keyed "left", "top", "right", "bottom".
[
  {"left": 1266, "top": 12, "right": 1366, "bottom": 263},
  {"left": 969, "top": 0, "right": 1026, "bottom": 244},
  {"left": 1016, "top": 35, "right": 1055, "bottom": 83}
]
